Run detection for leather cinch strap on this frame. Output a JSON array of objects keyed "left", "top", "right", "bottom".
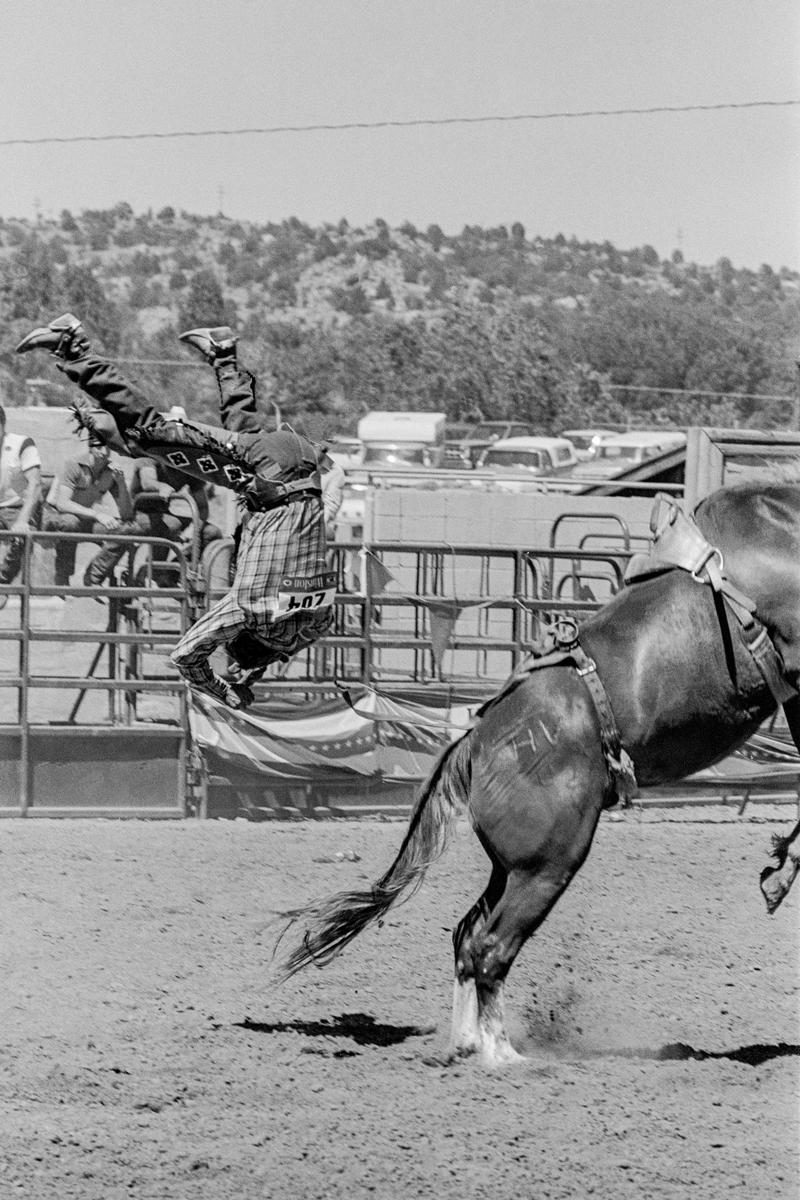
[{"left": 569, "top": 643, "right": 639, "bottom": 806}]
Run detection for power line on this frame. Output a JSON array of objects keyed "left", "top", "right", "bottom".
[
  {"left": 609, "top": 382, "right": 791, "bottom": 402},
  {"left": 103, "top": 365, "right": 793, "bottom": 404},
  {"left": 1, "top": 99, "right": 798, "bottom": 147}
]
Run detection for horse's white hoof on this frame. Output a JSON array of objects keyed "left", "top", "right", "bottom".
[
  {"left": 479, "top": 1040, "right": 526, "bottom": 1068},
  {"left": 760, "top": 871, "right": 786, "bottom": 914}
]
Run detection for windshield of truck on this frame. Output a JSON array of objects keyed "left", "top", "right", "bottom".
[
  {"left": 595, "top": 441, "right": 663, "bottom": 463},
  {"left": 466, "top": 422, "right": 514, "bottom": 441},
  {"left": 362, "top": 445, "right": 428, "bottom": 466},
  {"left": 564, "top": 431, "right": 612, "bottom": 453},
  {"left": 481, "top": 448, "right": 544, "bottom": 471}
]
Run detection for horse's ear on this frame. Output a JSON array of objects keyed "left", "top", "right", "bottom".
[{"left": 649, "top": 492, "right": 678, "bottom": 538}]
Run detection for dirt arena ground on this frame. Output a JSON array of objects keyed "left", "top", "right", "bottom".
[{"left": 2, "top": 810, "right": 798, "bottom": 1200}]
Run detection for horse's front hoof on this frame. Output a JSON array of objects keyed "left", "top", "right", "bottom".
[
  {"left": 760, "top": 867, "right": 786, "bottom": 914},
  {"left": 479, "top": 1041, "right": 526, "bottom": 1069}
]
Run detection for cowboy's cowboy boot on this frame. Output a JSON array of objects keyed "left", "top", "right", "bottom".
[
  {"left": 178, "top": 325, "right": 238, "bottom": 368},
  {"left": 15, "top": 312, "right": 90, "bottom": 360},
  {"left": 18, "top": 316, "right": 131, "bottom": 453}
]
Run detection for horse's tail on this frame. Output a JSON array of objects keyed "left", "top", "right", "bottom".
[{"left": 275, "top": 730, "right": 473, "bottom": 980}]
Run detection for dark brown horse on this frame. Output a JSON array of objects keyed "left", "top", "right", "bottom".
[{"left": 278, "top": 481, "right": 800, "bottom": 1065}]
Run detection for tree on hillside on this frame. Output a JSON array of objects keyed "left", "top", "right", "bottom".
[
  {"left": 313, "top": 232, "right": 337, "bottom": 262},
  {"left": 2, "top": 209, "right": 795, "bottom": 429},
  {"left": 426, "top": 224, "right": 445, "bottom": 252},
  {"left": 177, "top": 269, "right": 234, "bottom": 330},
  {"left": 418, "top": 304, "right": 574, "bottom": 429},
  {"left": 61, "top": 264, "right": 120, "bottom": 351},
  {"left": 331, "top": 283, "right": 371, "bottom": 316},
  {"left": 248, "top": 324, "right": 343, "bottom": 426},
  {"left": 2, "top": 235, "right": 59, "bottom": 319},
  {"left": 570, "top": 288, "right": 771, "bottom": 394}
]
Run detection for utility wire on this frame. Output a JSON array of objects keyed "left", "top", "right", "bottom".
[
  {"left": 98, "top": 365, "right": 792, "bottom": 404},
  {"left": 1, "top": 99, "right": 798, "bottom": 147},
  {"left": 608, "top": 383, "right": 792, "bottom": 402}
]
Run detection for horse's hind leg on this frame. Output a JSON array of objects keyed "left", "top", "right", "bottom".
[
  {"left": 451, "top": 856, "right": 507, "bottom": 1056},
  {"left": 467, "top": 868, "right": 569, "bottom": 1066},
  {"left": 462, "top": 819, "right": 603, "bottom": 1067}
]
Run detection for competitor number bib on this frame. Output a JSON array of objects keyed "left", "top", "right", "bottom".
[{"left": 275, "top": 571, "right": 337, "bottom": 620}]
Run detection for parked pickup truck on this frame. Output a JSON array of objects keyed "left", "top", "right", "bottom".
[
  {"left": 476, "top": 435, "right": 579, "bottom": 474},
  {"left": 559, "top": 428, "right": 616, "bottom": 461},
  {"left": 570, "top": 430, "right": 687, "bottom": 479},
  {"left": 443, "top": 419, "right": 535, "bottom": 468}
]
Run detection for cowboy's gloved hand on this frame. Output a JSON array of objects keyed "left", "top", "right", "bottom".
[
  {"left": 222, "top": 679, "right": 255, "bottom": 710},
  {"left": 71, "top": 398, "right": 129, "bottom": 455}
]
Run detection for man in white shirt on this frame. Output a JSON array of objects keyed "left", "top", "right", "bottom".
[{"left": 0, "top": 405, "right": 43, "bottom": 608}]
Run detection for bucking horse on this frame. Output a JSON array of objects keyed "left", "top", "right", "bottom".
[{"left": 277, "top": 480, "right": 800, "bottom": 1065}]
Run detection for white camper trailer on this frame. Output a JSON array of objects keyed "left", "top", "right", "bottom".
[{"left": 357, "top": 411, "right": 447, "bottom": 469}]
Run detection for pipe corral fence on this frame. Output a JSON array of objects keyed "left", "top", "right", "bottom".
[{"left": 1, "top": 482, "right": 797, "bottom": 818}]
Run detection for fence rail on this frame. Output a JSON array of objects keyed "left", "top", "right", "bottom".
[
  {"left": 0, "top": 528, "right": 196, "bottom": 816},
  {"left": 2, "top": 525, "right": 795, "bottom": 819}
]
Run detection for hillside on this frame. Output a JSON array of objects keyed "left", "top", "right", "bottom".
[{"left": 1, "top": 205, "right": 798, "bottom": 435}]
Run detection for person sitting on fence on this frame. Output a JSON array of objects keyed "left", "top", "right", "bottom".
[
  {"left": 42, "top": 431, "right": 140, "bottom": 589},
  {"left": 129, "top": 430, "right": 222, "bottom": 587},
  {"left": 16, "top": 314, "right": 335, "bottom": 710},
  {"left": 0, "top": 404, "right": 43, "bottom": 609}
]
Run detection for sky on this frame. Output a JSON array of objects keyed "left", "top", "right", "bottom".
[{"left": 2, "top": 0, "right": 799, "bottom": 271}]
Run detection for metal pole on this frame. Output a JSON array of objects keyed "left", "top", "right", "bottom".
[{"left": 18, "top": 534, "right": 32, "bottom": 816}]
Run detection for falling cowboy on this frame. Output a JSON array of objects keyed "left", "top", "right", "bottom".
[{"left": 17, "top": 314, "right": 335, "bottom": 710}]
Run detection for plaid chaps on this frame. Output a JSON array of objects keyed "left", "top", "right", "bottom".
[{"left": 172, "top": 496, "right": 332, "bottom": 694}]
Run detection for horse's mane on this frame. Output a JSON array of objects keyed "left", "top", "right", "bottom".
[
  {"left": 728, "top": 461, "right": 800, "bottom": 485},
  {"left": 690, "top": 470, "right": 800, "bottom": 553},
  {"left": 696, "top": 464, "right": 800, "bottom": 516}
]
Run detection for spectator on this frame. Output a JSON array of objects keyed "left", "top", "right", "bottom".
[
  {"left": 0, "top": 404, "right": 43, "bottom": 609},
  {"left": 42, "top": 434, "right": 140, "bottom": 588}
]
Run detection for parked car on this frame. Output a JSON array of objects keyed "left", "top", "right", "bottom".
[
  {"left": 560, "top": 428, "right": 616, "bottom": 461},
  {"left": 571, "top": 430, "right": 687, "bottom": 478},
  {"left": 443, "top": 420, "right": 536, "bottom": 468},
  {"left": 475, "top": 436, "right": 580, "bottom": 478}
]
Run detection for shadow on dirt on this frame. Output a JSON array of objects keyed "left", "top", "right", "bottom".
[
  {"left": 603, "top": 1042, "right": 800, "bottom": 1066},
  {"left": 234, "top": 1012, "right": 436, "bottom": 1047}
]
